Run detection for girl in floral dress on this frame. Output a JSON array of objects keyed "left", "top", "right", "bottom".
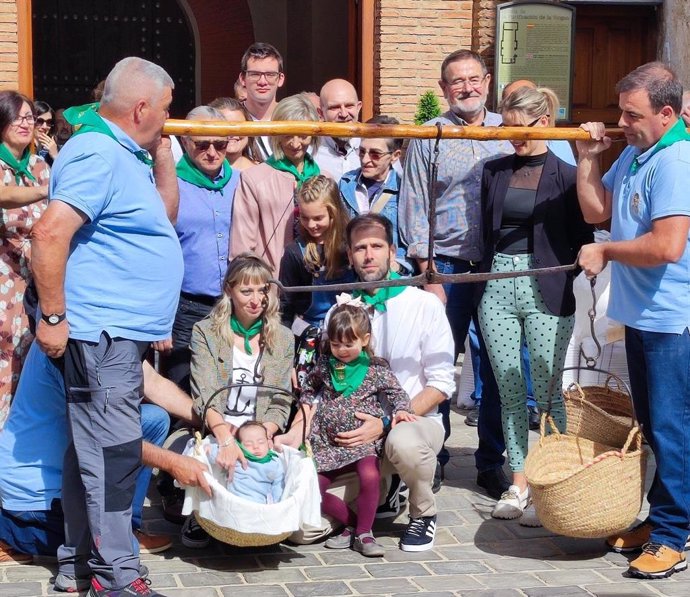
[
  {"left": 0, "top": 91, "right": 50, "bottom": 430},
  {"left": 299, "top": 302, "right": 414, "bottom": 557}
]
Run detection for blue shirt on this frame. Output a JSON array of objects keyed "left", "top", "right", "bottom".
[
  {"left": 50, "top": 118, "right": 184, "bottom": 342},
  {"left": 602, "top": 138, "right": 690, "bottom": 333},
  {"left": 547, "top": 139, "right": 576, "bottom": 166},
  {"left": 175, "top": 167, "right": 239, "bottom": 297}
]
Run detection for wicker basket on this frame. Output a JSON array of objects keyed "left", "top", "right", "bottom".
[
  {"left": 196, "top": 514, "right": 291, "bottom": 547},
  {"left": 564, "top": 375, "right": 634, "bottom": 448},
  {"left": 525, "top": 416, "right": 646, "bottom": 539}
]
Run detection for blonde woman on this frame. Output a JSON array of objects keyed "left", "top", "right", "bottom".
[{"left": 230, "top": 94, "right": 323, "bottom": 276}]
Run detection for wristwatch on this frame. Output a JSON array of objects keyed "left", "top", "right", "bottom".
[
  {"left": 381, "top": 416, "right": 392, "bottom": 432},
  {"left": 41, "top": 312, "right": 66, "bottom": 326}
]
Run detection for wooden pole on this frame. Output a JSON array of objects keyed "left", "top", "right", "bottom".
[{"left": 163, "top": 119, "right": 629, "bottom": 141}]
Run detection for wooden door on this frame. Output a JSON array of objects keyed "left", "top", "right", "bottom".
[
  {"left": 571, "top": 4, "right": 658, "bottom": 170},
  {"left": 32, "top": 0, "right": 196, "bottom": 117}
]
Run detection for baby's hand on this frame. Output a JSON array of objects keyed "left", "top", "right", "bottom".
[{"left": 392, "top": 411, "right": 417, "bottom": 427}]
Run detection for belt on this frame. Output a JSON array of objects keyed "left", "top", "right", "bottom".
[{"left": 180, "top": 291, "right": 220, "bottom": 307}]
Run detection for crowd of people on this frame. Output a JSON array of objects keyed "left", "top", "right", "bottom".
[{"left": 1, "top": 39, "right": 690, "bottom": 596}]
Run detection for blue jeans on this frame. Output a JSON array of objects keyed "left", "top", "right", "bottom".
[
  {"left": 625, "top": 326, "right": 690, "bottom": 552},
  {"left": 433, "top": 256, "right": 505, "bottom": 471}
]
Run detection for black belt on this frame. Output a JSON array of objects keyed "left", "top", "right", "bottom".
[{"left": 180, "top": 291, "right": 219, "bottom": 307}]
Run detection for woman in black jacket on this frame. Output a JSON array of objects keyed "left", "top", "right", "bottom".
[{"left": 477, "top": 86, "right": 593, "bottom": 522}]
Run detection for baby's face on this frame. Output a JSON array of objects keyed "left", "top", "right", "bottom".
[{"left": 239, "top": 425, "right": 270, "bottom": 457}]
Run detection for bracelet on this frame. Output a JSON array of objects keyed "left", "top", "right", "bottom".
[{"left": 219, "top": 438, "right": 234, "bottom": 448}]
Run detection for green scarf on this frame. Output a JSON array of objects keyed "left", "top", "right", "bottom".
[
  {"left": 631, "top": 118, "right": 690, "bottom": 174},
  {"left": 237, "top": 441, "right": 278, "bottom": 463},
  {"left": 0, "top": 143, "right": 36, "bottom": 184},
  {"left": 265, "top": 153, "right": 320, "bottom": 187},
  {"left": 176, "top": 153, "right": 233, "bottom": 191},
  {"left": 329, "top": 351, "right": 370, "bottom": 397},
  {"left": 64, "top": 102, "right": 153, "bottom": 166},
  {"left": 353, "top": 271, "right": 406, "bottom": 312},
  {"left": 230, "top": 315, "right": 263, "bottom": 355}
]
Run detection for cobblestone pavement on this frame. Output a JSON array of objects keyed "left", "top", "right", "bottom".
[{"left": 0, "top": 403, "right": 684, "bottom": 597}]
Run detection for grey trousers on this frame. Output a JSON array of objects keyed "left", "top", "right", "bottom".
[{"left": 57, "top": 332, "right": 148, "bottom": 589}]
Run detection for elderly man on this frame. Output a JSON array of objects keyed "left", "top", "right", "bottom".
[
  {"left": 399, "top": 49, "right": 512, "bottom": 499},
  {"left": 166, "top": 105, "right": 239, "bottom": 393},
  {"left": 577, "top": 62, "right": 690, "bottom": 580},
  {"left": 314, "top": 78, "right": 363, "bottom": 180},
  {"left": 30, "top": 57, "right": 181, "bottom": 597},
  {"left": 239, "top": 42, "right": 285, "bottom": 160}
]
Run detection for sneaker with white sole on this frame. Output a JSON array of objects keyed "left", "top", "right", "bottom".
[
  {"left": 399, "top": 515, "right": 436, "bottom": 552},
  {"left": 492, "top": 485, "right": 530, "bottom": 520},
  {"left": 55, "top": 565, "right": 150, "bottom": 593},
  {"left": 375, "top": 475, "right": 407, "bottom": 519},
  {"left": 519, "top": 504, "right": 543, "bottom": 527}
]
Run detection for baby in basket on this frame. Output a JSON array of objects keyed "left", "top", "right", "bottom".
[{"left": 207, "top": 420, "right": 285, "bottom": 504}]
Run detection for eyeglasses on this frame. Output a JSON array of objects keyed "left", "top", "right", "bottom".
[
  {"left": 193, "top": 140, "right": 229, "bottom": 152},
  {"left": 36, "top": 117, "right": 53, "bottom": 128},
  {"left": 244, "top": 71, "right": 281, "bottom": 83},
  {"left": 12, "top": 114, "right": 35, "bottom": 126},
  {"left": 358, "top": 148, "right": 392, "bottom": 161},
  {"left": 446, "top": 74, "right": 488, "bottom": 90},
  {"left": 498, "top": 116, "right": 548, "bottom": 128}
]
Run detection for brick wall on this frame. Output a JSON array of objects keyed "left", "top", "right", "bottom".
[{"left": 0, "top": 0, "right": 18, "bottom": 90}]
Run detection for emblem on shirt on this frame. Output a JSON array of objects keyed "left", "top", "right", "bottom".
[{"left": 631, "top": 193, "right": 640, "bottom": 216}]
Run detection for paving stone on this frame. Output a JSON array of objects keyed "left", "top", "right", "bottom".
[
  {"left": 426, "top": 561, "right": 493, "bottom": 575},
  {"left": 650, "top": 580, "right": 690, "bottom": 596},
  {"left": 190, "top": 555, "right": 261, "bottom": 571},
  {"left": 472, "top": 571, "right": 546, "bottom": 589},
  {"left": 243, "top": 568, "right": 307, "bottom": 584},
  {"left": 349, "top": 577, "right": 418, "bottom": 594},
  {"left": 178, "top": 570, "right": 244, "bottom": 586},
  {"left": 363, "top": 562, "right": 428, "bottom": 578},
  {"left": 319, "top": 550, "right": 378, "bottom": 566},
  {"left": 5, "top": 565, "right": 56, "bottom": 582},
  {"left": 146, "top": 573, "right": 179, "bottom": 589},
  {"left": 456, "top": 590, "right": 524, "bottom": 597},
  {"left": 583, "top": 583, "right": 659, "bottom": 595},
  {"left": 543, "top": 556, "right": 614, "bottom": 570},
  {"left": 284, "top": 580, "right": 352, "bottom": 596},
  {"left": 523, "top": 587, "right": 592, "bottom": 597},
  {"left": 0, "top": 582, "right": 44, "bottom": 596},
  {"left": 448, "top": 524, "right": 515, "bottom": 544},
  {"left": 220, "top": 586, "right": 290, "bottom": 597},
  {"left": 413, "top": 574, "right": 484, "bottom": 591},
  {"left": 255, "top": 553, "right": 321, "bottom": 568},
  {"left": 379, "top": 548, "right": 444, "bottom": 562},
  {"left": 303, "top": 565, "right": 370, "bottom": 581},
  {"left": 435, "top": 545, "right": 492, "bottom": 560},
  {"left": 476, "top": 538, "right": 564, "bottom": 559},
  {"left": 482, "top": 557, "right": 557, "bottom": 573},
  {"left": 392, "top": 592, "right": 455, "bottom": 597},
  {"left": 534, "top": 569, "right": 611, "bottom": 586},
  {"left": 437, "top": 510, "right": 470, "bottom": 526},
  {"left": 161, "top": 589, "right": 220, "bottom": 597}
]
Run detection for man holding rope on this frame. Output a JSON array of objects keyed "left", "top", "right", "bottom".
[{"left": 577, "top": 61, "right": 690, "bottom": 580}]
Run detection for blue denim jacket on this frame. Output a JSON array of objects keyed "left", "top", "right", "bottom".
[{"left": 339, "top": 168, "right": 401, "bottom": 247}]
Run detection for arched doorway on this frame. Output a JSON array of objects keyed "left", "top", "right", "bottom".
[{"left": 32, "top": 0, "right": 196, "bottom": 117}]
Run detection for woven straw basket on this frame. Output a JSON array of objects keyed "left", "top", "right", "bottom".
[
  {"left": 564, "top": 372, "right": 634, "bottom": 448},
  {"left": 197, "top": 516, "right": 291, "bottom": 547},
  {"left": 525, "top": 415, "right": 646, "bottom": 539}
]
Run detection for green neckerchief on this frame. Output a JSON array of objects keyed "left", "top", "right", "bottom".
[
  {"left": 631, "top": 118, "right": 690, "bottom": 174},
  {"left": 64, "top": 102, "right": 154, "bottom": 166},
  {"left": 265, "top": 153, "right": 320, "bottom": 187},
  {"left": 329, "top": 351, "right": 370, "bottom": 397},
  {"left": 176, "top": 153, "right": 233, "bottom": 191},
  {"left": 237, "top": 441, "right": 278, "bottom": 463},
  {"left": 0, "top": 143, "right": 36, "bottom": 184},
  {"left": 230, "top": 315, "right": 263, "bottom": 354},
  {"left": 353, "top": 271, "right": 406, "bottom": 312}
]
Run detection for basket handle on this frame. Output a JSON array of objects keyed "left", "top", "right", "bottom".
[{"left": 547, "top": 366, "right": 639, "bottom": 429}]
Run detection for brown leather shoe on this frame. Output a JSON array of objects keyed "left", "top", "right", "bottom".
[
  {"left": 628, "top": 542, "right": 687, "bottom": 579},
  {"left": 0, "top": 541, "right": 32, "bottom": 566},
  {"left": 134, "top": 530, "right": 173, "bottom": 554},
  {"left": 606, "top": 521, "right": 652, "bottom": 553}
]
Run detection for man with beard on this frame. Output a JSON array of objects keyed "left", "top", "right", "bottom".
[{"left": 398, "top": 49, "right": 513, "bottom": 499}]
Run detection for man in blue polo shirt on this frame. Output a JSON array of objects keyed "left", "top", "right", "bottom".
[
  {"left": 576, "top": 61, "right": 690, "bottom": 580},
  {"left": 30, "top": 57, "right": 183, "bottom": 597}
]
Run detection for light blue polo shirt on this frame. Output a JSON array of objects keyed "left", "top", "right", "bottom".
[
  {"left": 50, "top": 118, "right": 184, "bottom": 342},
  {"left": 602, "top": 138, "right": 690, "bottom": 333}
]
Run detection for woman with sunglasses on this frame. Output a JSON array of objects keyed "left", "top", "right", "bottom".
[
  {"left": 182, "top": 253, "right": 294, "bottom": 547},
  {"left": 0, "top": 90, "right": 50, "bottom": 430},
  {"left": 33, "top": 100, "right": 58, "bottom": 166},
  {"left": 231, "top": 93, "right": 322, "bottom": 277},
  {"left": 209, "top": 96, "right": 261, "bottom": 171},
  {"left": 167, "top": 105, "right": 240, "bottom": 393},
  {"left": 476, "top": 86, "right": 593, "bottom": 525}
]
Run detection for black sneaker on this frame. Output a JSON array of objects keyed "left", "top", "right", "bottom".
[
  {"left": 88, "top": 576, "right": 164, "bottom": 596},
  {"left": 181, "top": 514, "right": 210, "bottom": 549},
  {"left": 376, "top": 474, "right": 405, "bottom": 519},
  {"left": 465, "top": 406, "right": 479, "bottom": 427},
  {"left": 432, "top": 463, "right": 444, "bottom": 494},
  {"left": 400, "top": 515, "right": 437, "bottom": 552}
]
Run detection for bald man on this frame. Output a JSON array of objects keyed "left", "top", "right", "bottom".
[
  {"left": 501, "top": 79, "right": 576, "bottom": 165},
  {"left": 314, "top": 78, "right": 363, "bottom": 180}
]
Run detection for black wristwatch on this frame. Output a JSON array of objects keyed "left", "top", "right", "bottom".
[{"left": 41, "top": 312, "right": 66, "bottom": 326}]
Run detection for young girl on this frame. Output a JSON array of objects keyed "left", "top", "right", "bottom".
[
  {"left": 298, "top": 303, "right": 414, "bottom": 557},
  {"left": 279, "top": 174, "right": 353, "bottom": 331}
]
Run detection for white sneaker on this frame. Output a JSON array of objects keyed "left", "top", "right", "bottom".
[
  {"left": 519, "top": 504, "right": 543, "bottom": 527},
  {"left": 492, "top": 485, "right": 529, "bottom": 520}
]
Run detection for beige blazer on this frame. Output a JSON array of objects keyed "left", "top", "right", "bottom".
[{"left": 190, "top": 317, "right": 295, "bottom": 432}]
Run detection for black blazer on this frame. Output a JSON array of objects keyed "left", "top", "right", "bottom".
[{"left": 477, "top": 150, "right": 594, "bottom": 316}]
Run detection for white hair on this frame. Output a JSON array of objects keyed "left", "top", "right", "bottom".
[
  {"left": 183, "top": 106, "right": 226, "bottom": 142},
  {"left": 101, "top": 57, "right": 174, "bottom": 113}
]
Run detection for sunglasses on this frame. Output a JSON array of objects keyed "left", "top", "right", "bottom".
[
  {"left": 358, "top": 148, "right": 392, "bottom": 161},
  {"left": 192, "top": 140, "right": 229, "bottom": 152},
  {"left": 498, "top": 116, "right": 548, "bottom": 128},
  {"left": 36, "top": 117, "right": 53, "bottom": 128}
]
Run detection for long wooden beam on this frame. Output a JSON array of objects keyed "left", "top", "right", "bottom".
[{"left": 163, "top": 119, "right": 628, "bottom": 141}]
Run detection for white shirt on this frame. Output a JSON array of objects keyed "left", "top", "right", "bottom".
[
  {"left": 314, "top": 136, "right": 361, "bottom": 182},
  {"left": 224, "top": 346, "right": 259, "bottom": 428}
]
